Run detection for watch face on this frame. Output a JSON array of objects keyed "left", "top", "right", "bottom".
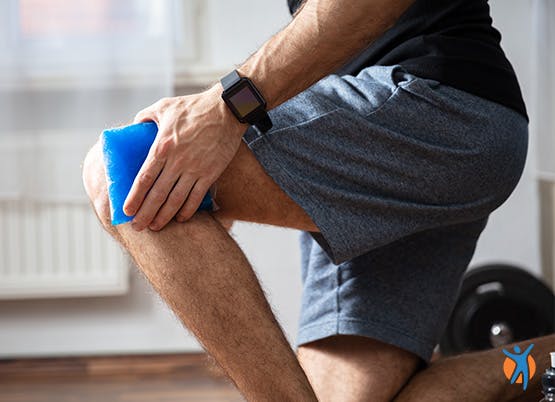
[{"left": 228, "top": 84, "right": 263, "bottom": 118}]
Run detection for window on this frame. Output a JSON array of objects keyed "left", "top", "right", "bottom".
[{"left": 0, "top": 0, "right": 176, "bottom": 89}]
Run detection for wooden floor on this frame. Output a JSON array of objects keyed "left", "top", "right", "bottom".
[{"left": 0, "top": 353, "right": 244, "bottom": 402}]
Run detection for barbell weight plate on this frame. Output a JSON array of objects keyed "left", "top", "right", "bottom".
[{"left": 439, "top": 264, "right": 555, "bottom": 356}]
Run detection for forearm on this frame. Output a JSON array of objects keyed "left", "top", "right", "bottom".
[
  {"left": 235, "top": 0, "right": 414, "bottom": 109},
  {"left": 394, "top": 335, "right": 555, "bottom": 402}
]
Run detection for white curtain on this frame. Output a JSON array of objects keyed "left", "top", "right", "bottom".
[
  {"left": 532, "top": 0, "right": 555, "bottom": 179},
  {"left": 0, "top": 0, "right": 176, "bottom": 203}
]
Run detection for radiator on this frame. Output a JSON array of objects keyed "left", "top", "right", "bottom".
[{"left": 0, "top": 201, "right": 128, "bottom": 299}]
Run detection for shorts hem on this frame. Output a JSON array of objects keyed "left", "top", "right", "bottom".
[{"left": 297, "top": 318, "right": 435, "bottom": 362}]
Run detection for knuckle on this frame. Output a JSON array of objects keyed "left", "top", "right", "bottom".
[
  {"left": 170, "top": 187, "right": 188, "bottom": 202},
  {"left": 150, "top": 190, "right": 167, "bottom": 204},
  {"left": 138, "top": 171, "right": 154, "bottom": 185},
  {"left": 154, "top": 140, "right": 171, "bottom": 159}
]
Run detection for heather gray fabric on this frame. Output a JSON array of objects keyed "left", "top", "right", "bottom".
[{"left": 243, "top": 65, "right": 528, "bottom": 361}]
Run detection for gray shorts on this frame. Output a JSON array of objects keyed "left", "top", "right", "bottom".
[{"left": 243, "top": 65, "right": 528, "bottom": 361}]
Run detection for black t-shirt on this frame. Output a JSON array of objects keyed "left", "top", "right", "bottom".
[{"left": 287, "top": 0, "right": 527, "bottom": 119}]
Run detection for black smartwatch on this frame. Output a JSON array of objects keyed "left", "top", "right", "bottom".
[{"left": 220, "top": 70, "right": 273, "bottom": 132}]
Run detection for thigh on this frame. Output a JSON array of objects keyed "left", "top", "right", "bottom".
[
  {"left": 211, "top": 141, "right": 318, "bottom": 231},
  {"left": 220, "top": 65, "right": 527, "bottom": 266}
]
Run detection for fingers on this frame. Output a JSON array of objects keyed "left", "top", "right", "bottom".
[
  {"left": 123, "top": 152, "right": 166, "bottom": 217},
  {"left": 130, "top": 167, "right": 178, "bottom": 231},
  {"left": 125, "top": 100, "right": 169, "bottom": 215},
  {"left": 149, "top": 176, "right": 195, "bottom": 231},
  {"left": 176, "top": 180, "right": 209, "bottom": 223}
]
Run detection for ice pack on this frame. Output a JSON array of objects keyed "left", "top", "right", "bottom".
[{"left": 101, "top": 122, "right": 212, "bottom": 225}]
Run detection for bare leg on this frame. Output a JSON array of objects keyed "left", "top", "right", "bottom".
[
  {"left": 215, "top": 144, "right": 423, "bottom": 401},
  {"left": 91, "top": 139, "right": 554, "bottom": 402},
  {"left": 395, "top": 334, "right": 555, "bottom": 402},
  {"left": 213, "top": 146, "right": 555, "bottom": 402},
  {"left": 298, "top": 335, "right": 420, "bottom": 402},
  {"left": 83, "top": 143, "right": 316, "bottom": 401},
  {"left": 296, "top": 333, "right": 554, "bottom": 402}
]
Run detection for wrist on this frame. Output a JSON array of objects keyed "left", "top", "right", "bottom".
[
  {"left": 208, "top": 84, "right": 248, "bottom": 139},
  {"left": 218, "top": 70, "right": 273, "bottom": 133}
]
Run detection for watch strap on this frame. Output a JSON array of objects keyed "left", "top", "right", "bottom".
[
  {"left": 221, "top": 70, "right": 241, "bottom": 91},
  {"left": 250, "top": 108, "right": 273, "bottom": 132}
]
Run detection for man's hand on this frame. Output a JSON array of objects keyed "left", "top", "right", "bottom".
[{"left": 123, "top": 86, "right": 246, "bottom": 231}]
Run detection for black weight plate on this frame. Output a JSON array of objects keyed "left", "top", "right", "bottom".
[{"left": 440, "top": 264, "right": 555, "bottom": 356}]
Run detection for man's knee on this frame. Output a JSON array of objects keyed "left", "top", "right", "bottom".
[
  {"left": 82, "top": 141, "right": 112, "bottom": 229},
  {"left": 298, "top": 335, "right": 419, "bottom": 402},
  {"left": 82, "top": 140, "right": 237, "bottom": 236}
]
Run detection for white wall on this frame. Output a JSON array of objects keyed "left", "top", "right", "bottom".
[
  {"left": 205, "top": 0, "right": 291, "bottom": 68},
  {"left": 0, "top": 0, "right": 543, "bottom": 358},
  {"left": 471, "top": 0, "right": 541, "bottom": 276},
  {"left": 0, "top": 224, "right": 303, "bottom": 357}
]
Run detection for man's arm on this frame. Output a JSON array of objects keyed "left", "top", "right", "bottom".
[
  {"left": 125, "top": 0, "right": 415, "bottom": 231},
  {"left": 237, "top": 0, "right": 414, "bottom": 109}
]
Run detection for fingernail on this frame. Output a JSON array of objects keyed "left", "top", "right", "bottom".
[{"left": 149, "top": 224, "right": 159, "bottom": 231}]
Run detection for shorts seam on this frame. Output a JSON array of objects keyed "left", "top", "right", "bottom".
[
  {"left": 362, "top": 85, "right": 403, "bottom": 118},
  {"left": 338, "top": 317, "right": 434, "bottom": 344},
  {"left": 335, "top": 266, "right": 341, "bottom": 333},
  {"left": 298, "top": 319, "right": 342, "bottom": 333},
  {"left": 298, "top": 317, "right": 433, "bottom": 346}
]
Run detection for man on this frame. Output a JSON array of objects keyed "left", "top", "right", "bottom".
[{"left": 82, "top": 0, "right": 542, "bottom": 400}]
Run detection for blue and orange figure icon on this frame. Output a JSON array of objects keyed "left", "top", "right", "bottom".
[{"left": 502, "top": 344, "right": 536, "bottom": 391}]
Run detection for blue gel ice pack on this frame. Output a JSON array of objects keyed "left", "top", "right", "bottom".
[{"left": 101, "top": 122, "right": 213, "bottom": 225}]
